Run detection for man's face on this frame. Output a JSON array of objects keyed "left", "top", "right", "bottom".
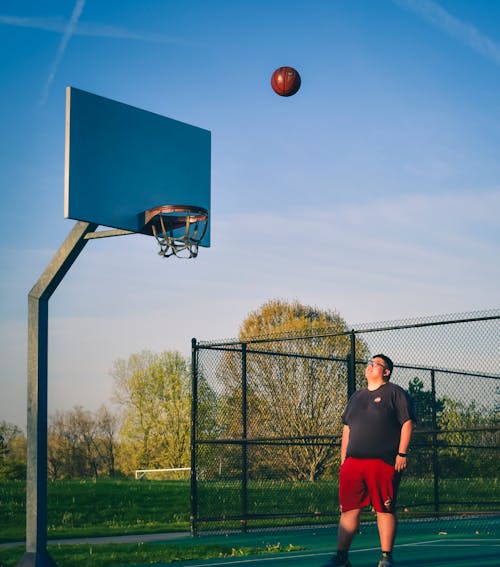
[{"left": 365, "top": 356, "right": 390, "bottom": 381}]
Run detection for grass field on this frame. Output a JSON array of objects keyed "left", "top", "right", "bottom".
[
  {"left": 0, "top": 541, "right": 304, "bottom": 567},
  {"left": 1, "top": 477, "right": 497, "bottom": 542},
  {"left": 0, "top": 480, "right": 190, "bottom": 542}
]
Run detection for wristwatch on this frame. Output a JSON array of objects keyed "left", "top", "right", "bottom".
[{"left": 398, "top": 452, "right": 407, "bottom": 457}]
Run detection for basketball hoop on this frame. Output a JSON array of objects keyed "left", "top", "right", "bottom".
[{"left": 140, "top": 205, "right": 209, "bottom": 258}]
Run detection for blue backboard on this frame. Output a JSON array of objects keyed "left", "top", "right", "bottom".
[{"left": 64, "top": 87, "right": 211, "bottom": 246}]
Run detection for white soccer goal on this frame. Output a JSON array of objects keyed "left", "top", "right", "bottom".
[{"left": 134, "top": 467, "right": 191, "bottom": 480}]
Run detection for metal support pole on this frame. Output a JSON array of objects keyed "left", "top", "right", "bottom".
[
  {"left": 190, "top": 338, "right": 198, "bottom": 536},
  {"left": 17, "top": 222, "right": 97, "bottom": 567},
  {"left": 241, "top": 343, "right": 248, "bottom": 532}
]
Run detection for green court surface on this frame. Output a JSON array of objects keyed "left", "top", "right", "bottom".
[{"left": 128, "top": 517, "right": 499, "bottom": 567}]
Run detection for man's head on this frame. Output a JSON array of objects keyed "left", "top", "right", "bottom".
[{"left": 366, "top": 353, "right": 393, "bottom": 382}]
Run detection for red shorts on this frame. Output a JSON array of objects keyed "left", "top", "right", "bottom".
[{"left": 339, "top": 457, "right": 401, "bottom": 513}]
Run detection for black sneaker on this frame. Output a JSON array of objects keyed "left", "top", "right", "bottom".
[
  {"left": 377, "top": 556, "right": 393, "bottom": 567},
  {"left": 321, "top": 556, "right": 352, "bottom": 567}
]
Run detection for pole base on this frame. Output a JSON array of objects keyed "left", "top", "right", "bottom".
[{"left": 16, "top": 551, "right": 58, "bottom": 566}]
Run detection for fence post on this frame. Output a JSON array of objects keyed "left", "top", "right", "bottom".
[
  {"left": 190, "top": 338, "right": 198, "bottom": 536},
  {"left": 346, "top": 331, "right": 357, "bottom": 399},
  {"left": 241, "top": 342, "right": 248, "bottom": 532},
  {"left": 430, "top": 369, "right": 440, "bottom": 515}
]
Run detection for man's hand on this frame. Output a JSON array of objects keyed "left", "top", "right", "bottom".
[{"left": 395, "top": 454, "right": 407, "bottom": 472}]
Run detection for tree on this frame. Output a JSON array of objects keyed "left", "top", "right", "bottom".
[
  {"left": 112, "top": 350, "right": 191, "bottom": 474},
  {"left": 0, "top": 421, "right": 26, "bottom": 480},
  {"left": 438, "top": 397, "right": 498, "bottom": 477},
  {"left": 47, "top": 405, "right": 119, "bottom": 479},
  {"left": 94, "top": 404, "right": 120, "bottom": 477},
  {"left": 405, "top": 377, "right": 445, "bottom": 476},
  {"left": 408, "top": 377, "right": 444, "bottom": 430},
  {"left": 217, "top": 299, "right": 369, "bottom": 481},
  {"left": 405, "top": 378, "right": 497, "bottom": 478}
]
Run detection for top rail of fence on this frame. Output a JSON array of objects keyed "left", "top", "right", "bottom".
[{"left": 193, "top": 309, "right": 500, "bottom": 348}]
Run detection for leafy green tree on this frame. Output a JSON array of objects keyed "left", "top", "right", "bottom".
[
  {"left": 112, "top": 350, "right": 191, "bottom": 474},
  {"left": 0, "top": 421, "right": 26, "bottom": 480},
  {"left": 438, "top": 397, "right": 498, "bottom": 478},
  {"left": 408, "top": 377, "right": 444, "bottom": 430},
  {"left": 194, "top": 370, "right": 224, "bottom": 479},
  {"left": 405, "top": 378, "right": 444, "bottom": 477},
  {"left": 401, "top": 378, "right": 497, "bottom": 480}
]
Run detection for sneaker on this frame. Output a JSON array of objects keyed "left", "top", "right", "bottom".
[
  {"left": 377, "top": 556, "right": 393, "bottom": 567},
  {"left": 320, "top": 556, "right": 352, "bottom": 567}
]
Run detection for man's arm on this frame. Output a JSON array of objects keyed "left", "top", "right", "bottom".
[
  {"left": 395, "top": 419, "right": 413, "bottom": 472},
  {"left": 340, "top": 424, "right": 350, "bottom": 465}
]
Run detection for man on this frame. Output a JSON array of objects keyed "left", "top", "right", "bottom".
[{"left": 322, "top": 354, "right": 416, "bottom": 567}]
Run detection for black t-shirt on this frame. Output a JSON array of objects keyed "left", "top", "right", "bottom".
[{"left": 342, "top": 382, "right": 416, "bottom": 465}]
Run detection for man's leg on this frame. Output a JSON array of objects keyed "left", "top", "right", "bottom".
[
  {"left": 321, "top": 509, "right": 361, "bottom": 566},
  {"left": 338, "top": 508, "right": 361, "bottom": 550},
  {"left": 368, "top": 460, "right": 400, "bottom": 564},
  {"left": 376, "top": 511, "right": 397, "bottom": 555},
  {"left": 322, "top": 458, "right": 366, "bottom": 566}
]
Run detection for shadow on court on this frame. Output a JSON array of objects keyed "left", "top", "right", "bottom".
[{"left": 124, "top": 519, "right": 499, "bottom": 567}]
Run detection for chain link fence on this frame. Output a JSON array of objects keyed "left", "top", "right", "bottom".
[{"left": 190, "top": 310, "right": 499, "bottom": 535}]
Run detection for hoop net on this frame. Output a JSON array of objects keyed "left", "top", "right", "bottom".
[{"left": 141, "top": 205, "right": 209, "bottom": 258}]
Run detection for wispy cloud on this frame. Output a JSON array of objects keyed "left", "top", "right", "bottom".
[
  {"left": 0, "top": 15, "right": 67, "bottom": 32},
  {"left": 395, "top": 0, "right": 500, "bottom": 65},
  {"left": 0, "top": 14, "right": 189, "bottom": 44},
  {"left": 39, "top": 0, "right": 86, "bottom": 106}
]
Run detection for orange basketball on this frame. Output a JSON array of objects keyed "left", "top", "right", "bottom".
[{"left": 271, "top": 66, "right": 301, "bottom": 97}]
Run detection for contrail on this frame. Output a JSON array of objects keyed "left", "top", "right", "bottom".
[
  {"left": 39, "top": 0, "right": 86, "bottom": 106},
  {"left": 0, "top": 14, "right": 189, "bottom": 44},
  {"left": 394, "top": 0, "right": 500, "bottom": 66},
  {"left": 70, "top": 22, "right": 190, "bottom": 44},
  {"left": 0, "top": 15, "right": 67, "bottom": 32}
]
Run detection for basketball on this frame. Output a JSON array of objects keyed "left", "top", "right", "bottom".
[{"left": 271, "top": 66, "right": 301, "bottom": 97}]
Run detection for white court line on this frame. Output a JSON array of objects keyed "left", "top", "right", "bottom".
[
  {"left": 178, "top": 538, "right": 500, "bottom": 566},
  {"left": 410, "top": 537, "right": 500, "bottom": 547},
  {"left": 176, "top": 553, "right": 334, "bottom": 567}
]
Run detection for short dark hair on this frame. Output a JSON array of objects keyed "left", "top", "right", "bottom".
[{"left": 373, "top": 353, "right": 393, "bottom": 375}]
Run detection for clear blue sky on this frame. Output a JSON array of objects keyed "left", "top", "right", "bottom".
[{"left": 1, "top": 0, "right": 499, "bottom": 427}]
